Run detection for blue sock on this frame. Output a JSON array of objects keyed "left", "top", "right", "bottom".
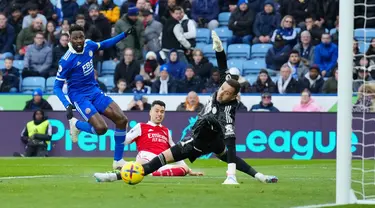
[
  {"left": 76, "top": 121, "right": 97, "bottom": 134},
  {"left": 114, "top": 128, "right": 126, "bottom": 161}
]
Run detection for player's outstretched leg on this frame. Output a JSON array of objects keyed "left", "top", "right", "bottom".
[{"left": 69, "top": 117, "right": 104, "bottom": 143}]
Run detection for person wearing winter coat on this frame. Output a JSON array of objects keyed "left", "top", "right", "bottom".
[
  {"left": 265, "top": 34, "right": 292, "bottom": 71},
  {"left": 203, "top": 69, "right": 221, "bottom": 93},
  {"left": 23, "top": 88, "right": 53, "bottom": 111},
  {"left": 100, "top": 0, "right": 120, "bottom": 24},
  {"left": 271, "top": 15, "right": 298, "bottom": 47},
  {"left": 322, "top": 67, "right": 338, "bottom": 94},
  {"left": 300, "top": 65, "right": 325, "bottom": 93},
  {"left": 177, "top": 66, "right": 204, "bottom": 93},
  {"left": 0, "top": 13, "right": 15, "bottom": 59},
  {"left": 353, "top": 66, "right": 375, "bottom": 93},
  {"left": 293, "top": 30, "right": 315, "bottom": 65},
  {"left": 251, "top": 69, "right": 276, "bottom": 93},
  {"left": 51, "top": 33, "right": 69, "bottom": 77},
  {"left": 166, "top": 49, "right": 187, "bottom": 80},
  {"left": 286, "top": 50, "right": 310, "bottom": 80},
  {"left": 143, "top": 9, "right": 163, "bottom": 53},
  {"left": 62, "top": 0, "right": 79, "bottom": 24},
  {"left": 276, "top": 63, "right": 301, "bottom": 94},
  {"left": 176, "top": 91, "right": 204, "bottom": 112},
  {"left": 151, "top": 64, "right": 178, "bottom": 94},
  {"left": 140, "top": 51, "right": 160, "bottom": 82},
  {"left": 114, "top": 48, "right": 141, "bottom": 87},
  {"left": 314, "top": 33, "right": 338, "bottom": 77},
  {"left": 292, "top": 89, "right": 322, "bottom": 112},
  {"left": 301, "top": 16, "right": 326, "bottom": 46},
  {"left": 191, "top": 49, "right": 213, "bottom": 83},
  {"left": 228, "top": 0, "right": 254, "bottom": 45},
  {"left": 286, "top": 0, "right": 313, "bottom": 27},
  {"left": 250, "top": 92, "right": 280, "bottom": 112},
  {"left": 191, "top": 0, "right": 219, "bottom": 30},
  {"left": 252, "top": 0, "right": 281, "bottom": 44}
]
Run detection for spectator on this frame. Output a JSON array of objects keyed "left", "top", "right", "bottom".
[
  {"left": 314, "top": 0, "right": 339, "bottom": 30},
  {"left": 293, "top": 30, "right": 315, "bottom": 65},
  {"left": 78, "top": 0, "right": 98, "bottom": 19},
  {"left": 167, "top": 49, "right": 187, "bottom": 80},
  {"left": 287, "top": 0, "right": 313, "bottom": 27},
  {"left": 136, "top": 0, "right": 147, "bottom": 19},
  {"left": 1, "top": 57, "right": 20, "bottom": 91},
  {"left": 44, "top": 21, "right": 58, "bottom": 47},
  {"left": 236, "top": 93, "right": 248, "bottom": 112},
  {"left": 265, "top": 33, "right": 292, "bottom": 71},
  {"left": 51, "top": 33, "right": 69, "bottom": 76},
  {"left": 278, "top": 0, "right": 291, "bottom": 17},
  {"left": 151, "top": 64, "right": 177, "bottom": 94},
  {"left": 176, "top": 91, "right": 204, "bottom": 112},
  {"left": 18, "top": 109, "right": 52, "bottom": 157},
  {"left": 353, "top": 38, "right": 361, "bottom": 65},
  {"left": 314, "top": 33, "right": 338, "bottom": 77},
  {"left": 271, "top": 15, "right": 298, "bottom": 47},
  {"left": 248, "top": 0, "right": 264, "bottom": 14},
  {"left": 300, "top": 65, "right": 325, "bottom": 94},
  {"left": 353, "top": 56, "right": 374, "bottom": 80},
  {"left": 36, "top": 0, "right": 56, "bottom": 24},
  {"left": 22, "top": 32, "right": 52, "bottom": 78},
  {"left": 100, "top": 0, "right": 120, "bottom": 24},
  {"left": 177, "top": 65, "right": 204, "bottom": 93},
  {"left": 8, "top": 7, "right": 23, "bottom": 38},
  {"left": 228, "top": 0, "right": 254, "bottom": 45},
  {"left": 94, "top": 70, "right": 107, "bottom": 92},
  {"left": 59, "top": 20, "right": 70, "bottom": 37},
  {"left": 115, "top": 4, "right": 144, "bottom": 60},
  {"left": 143, "top": 9, "right": 163, "bottom": 53},
  {"left": 62, "top": 0, "right": 79, "bottom": 24},
  {"left": 111, "top": 79, "right": 131, "bottom": 93},
  {"left": 0, "top": 13, "right": 15, "bottom": 59},
  {"left": 287, "top": 50, "right": 309, "bottom": 80},
  {"left": 180, "top": 8, "right": 197, "bottom": 52},
  {"left": 133, "top": 75, "right": 151, "bottom": 94},
  {"left": 23, "top": 88, "right": 53, "bottom": 111},
  {"left": 353, "top": 66, "right": 375, "bottom": 93},
  {"left": 292, "top": 89, "right": 322, "bottom": 112},
  {"left": 161, "top": 6, "right": 190, "bottom": 63},
  {"left": 252, "top": 0, "right": 281, "bottom": 44},
  {"left": 157, "top": 0, "right": 176, "bottom": 25},
  {"left": 0, "top": 71, "right": 12, "bottom": 92},
  {"left": 191, "top": 49, "right": 213, "bottom": 82},
  {"left": 203, "top": 68, "right": 221, "bottom": 93},
  {"left": 16, "top": 18, "right": 44, "bottom": 59},
  {"left": 191, "top": 0, "right": 219, "bottom": 30},
  {"left": 322, "top": 66, "right": 338, "bottom": 94},
  {"left": 114, "top": 48, "right": 141, "bottom": 87},
  {"left": 22, "top": 4, "right": 47, "bottom": 29},
  {"left": 365, "top": 38, "right": 375, "bottom": 63},
  {"left": 249, "top": 92, "right": 280, "bottom": 112},
  {"left": 276, "top": 64, "right": 301, "bottom": 94},
  {"left": 127, "top": 96, "right": 151, "bottom": 111},
  {"left": 0, "top": 0, "right": 8, "bottom": 15},
  {"left": 353, "top": 83, "right": 375, "bottom": 112},
  {"left": 140, "top": 51, "right": 160, "bottom": 82},
  {"left": 331, "top": 16, "right": 339, "bottom": 45},
  {"left": 301, "top": 16, "right": 326, "bottom": 46},
  {"left": 251, "top": 69, "right": 276, "bottom": 93},
  {"left": 228, "top": 67, "right": 251, "bottom": 93}
]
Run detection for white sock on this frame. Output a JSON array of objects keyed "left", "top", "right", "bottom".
[
  {"left": 109, "top": 173, "right": 118, "bottom": 182},
  {"left": 255, "top": 172, "right": 265, "bottom": 182},
  {"left": 227, "top": 163, "right": 236, "bottom": 176}
]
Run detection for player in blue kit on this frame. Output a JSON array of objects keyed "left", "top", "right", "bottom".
[{"left": 53, "top": 25, "right": 134, "bottom": 169}]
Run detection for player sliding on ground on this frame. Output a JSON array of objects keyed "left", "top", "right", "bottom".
[
  {"left": 95, "top": 31, "right": 278, "bottom": 185},
  {"left": 94, "top": 100, "right": 203, "bottom": 181},
  {"left": 53, "top": 25, "right": 133, "bottom": 169}
]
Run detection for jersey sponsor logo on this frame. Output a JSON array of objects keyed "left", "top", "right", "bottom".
[
  {"left": 147, "top": 133, "right": 168, "bottom": 143},
  {"left": 82, "top": 59, "right": 94, "bottom": 76}
]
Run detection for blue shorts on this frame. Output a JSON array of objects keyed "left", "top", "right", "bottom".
[{"left": 70, "top": 90, "right": 113, "bottom": 121}]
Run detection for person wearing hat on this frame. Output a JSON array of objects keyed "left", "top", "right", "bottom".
[
  {"left": 22, "top": 3, "right": 47, "bottom": 29},
  {"left": 300, "top": 64, "right": 325, "bottom": 93},
  {"left": 23, "top": 88, "right": 53, "bottom": 111},
  {"left": 265, "top": 32, "right": 292, "bottom": 71},
  {"left": 353, "top": 64, "right": 375, "bottom": 92},
  {"left": 141, "top": 51, "right": 160, "bottom": 82},
  {"left": 100, "top": 0, "right": 120, "bottom": 24},
  {"left": 114, "top": 3, "right": 144, "bottom": 60},
  {"left": 249, "top": 92, "right": 280, "bottom": 112},
  {"left": 227, "top": 0, "right": 254, "bottom": 45},
  {"left": 78, "top": 0, "right": 98, "bottom": 19},
  {"left": 251, "top": 69, "right": 276, "bottom": 93},
  {"left": 253, "top": 0, "right": 281, "bottom": 44},
  {"left": 177, "top": 64, "right": 204, "bottom": 93},
  {"left": 143, "top": 9, "right": 163, "bottom": 53},
  {"left": 151, "top": 64, "right": 177, "bottom": 94}
]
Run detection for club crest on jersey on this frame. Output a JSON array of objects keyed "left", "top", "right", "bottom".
[
  {"left": 89, "top": 50, "right": 93, "bottom": 57},
  {"left": 85, "top": 108, "right": 91, "bottom": 114},
  {"left": 212, "top": 107, "right": 217, "bottom": 114}
]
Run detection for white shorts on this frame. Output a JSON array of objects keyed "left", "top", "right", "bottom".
[{"left": 136, "top": 151, "right": 186, "bottom": 171}]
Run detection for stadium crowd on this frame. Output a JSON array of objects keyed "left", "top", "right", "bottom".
[{"left": 0, "top": 0, "right": 373, "bottom": 107}]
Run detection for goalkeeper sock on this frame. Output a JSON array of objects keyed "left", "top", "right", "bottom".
[
  {"left": 152, "top": 167, "right": 187, "bottom": 177},
  {"left": 76, "top": 121, "right": 96, "bottom": 134},
  {"left": 217, "top": 152, "right": 258, "bottom": 178},
  {"left": 143, "top": 154, "right": 167, "bottom": 175},
  {"left": 114, "top": 128, "right": 126, "bottom": 161}
]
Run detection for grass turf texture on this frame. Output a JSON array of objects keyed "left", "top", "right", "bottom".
[{"left": 0, "top": 158, "right": 374, "bottom": 208}]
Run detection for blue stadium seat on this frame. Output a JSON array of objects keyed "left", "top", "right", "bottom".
[
  {"left": 271, "top": 76, "right": 278, "bottom": 83},
  {"left": 46, "top": 76, "right": 56, "bottom": 93},
  {"left": 76, "top": 0, "right": 85, "bottom": 6},
  {"left": 358, "top": 42, "right": 370, "bottom": 54},
  {"left": 195, "top": 42, "right": 207, "bottom": 51},
  {"left": 101, "top": 60, "right": 117, "bottom": 76},
  {"left": 98, "top": 76, "right": 114, "bottom": 90},
  {"left": 213, "top": 27, "right": 233, "bottom": 42},
  {"left": 13, "top": 60, "right": 24, "bottom": 70},
  {"left": 208, "top": 58, "right": 218, "bottom": 67},
  {"left": 227, "top": 59, "right": 244, "bottom": 75},
  {"left": 0, "top": 60, "right": 4, "bottom": 69},
  {"left": 245, "top": 74, "right": 258, "bottom": 85},
  {"left": 218, "top": 12, "right": 231, "bottom": 26},
  {"left": 22, "top": 76, "right": 46, "bottom": 92},
  {"left": 196, "top": 28, "right": 210, "bottom": 44},
  {"left": 113, "top": 0, "right": 123, "bottom": 6},
  {"left": 227, "top": 44, "right": 251, "bottom": 59},
  {"left": 295, "top": 28, "right": 301, "bottom": 34},
  {"left": 251, "top": 44, "right": 272, "bottom": 58},
  {"left": 330, "top": 28, "right": 337, "bottom": 35},
  {"left": 203, "top": 42, "right": 228, "bottom": 59},
  {"left": 354, "top": 28, "right": 375, "bottom": 42},
  {"left": 242, "top": 59, "right": 266, "bottom": 76}
]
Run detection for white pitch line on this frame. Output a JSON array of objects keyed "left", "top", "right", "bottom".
[{"left": 291, "top": 203, "right": 341, "bottom": 208}]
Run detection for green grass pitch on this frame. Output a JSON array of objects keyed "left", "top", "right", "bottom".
[{"left": 0, "top": 158, "right": 374, "bottom": 208}]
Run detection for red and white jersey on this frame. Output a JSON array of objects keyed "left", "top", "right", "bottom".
[{"left": 125, "top": 121, "right": 175, "bottom": 155}]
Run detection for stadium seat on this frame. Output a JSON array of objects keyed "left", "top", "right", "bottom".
[
  {"left": 22, "top": 76, "right": 46, "bottom": 92},
  {"left": 101, "top": 60, "right": 117, "bottom": 76},
  {"left": 45, "top": 76, "right": 56, "bottom": 93},
  {"left": 330, "top": 28, "right": 337, "bottom": 35},
  {"left": 245, "top": 74, "right": 258, "bottom": 85},
  {"left": 203, "top": 44, "right": 216, "bottom": 59},
  {"left": 113, "top": 0, "right": 123, "bottom": 6},
  {"left": 0, "top": 60, "right": 4, "bottom": 69},
  {"left": 195, "top": 42, "right": 207, "bottom": 51},
  {"left": 227, "top": 59, "right": 244, "bottom": 75},
  {"left": 251, "top": 44, "right": 272, "bottom": 58},
  {"left": 354, "top": 28, "right": 375, "bottom": 42},
  {"left": 196, "top": 28, "right": 210, "bottom": 44},
  {"left": 76, "top": 0, "right": 85, "bottom": 6},
  {"left": 271, "top": 76, "right": 278, "bottom": 83},
  {"left": 218, "top": 12, "right": 231, "bottom": 26},
  {"left": 358, "top": 42, "right": 370, "bottom": 54},
  {"left": 242, "top": 59, "right": 266, "bottom": 76},
  {"left": 98, "top": 76, "right": 114, "bottom": 90},
  {"left": 227, "top": 44, "right": 251, "bottom": 59},
  {"left": 295, "top": 28, "right": 301, "bottom": 34},
  {"left": 213, "top": 27, "right": 233, "bottom": 42},
  {"left": 208, "top": 58, "right": 218, "bottom": 67},
  {"left": 13, "top": 60, "right": 24, "bottom": 70}
]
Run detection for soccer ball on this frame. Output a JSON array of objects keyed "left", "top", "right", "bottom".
[{"left": 120, "top": 162, "right": 145, "bottom": 185}]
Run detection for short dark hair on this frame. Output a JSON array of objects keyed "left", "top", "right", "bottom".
[
  {"left": 60, "top": 33, "right": 70, "bottom": 39},
  {"left": 290, "top": 50, "right": 300, "bottom": 56},
  {"left": 305, "top": 16, "right": 315, "bottom": 21},
  {"left": 5, "top": 57, "right": 13, "bottom": 62},
  {"left": 170, "top": 5, "right": 183, "bottom": 13},
  {"left": 76, "top": 14, "right": 85, "bottom": 21},
  {"left": 226, "top": 79, "right": 241, "bottom": 95},
  {"left": 69, "top": 24, "right": 84, "bottom": 35},
  {"left": 321, "top": 32, "right": 331, "bottom": 37},
  {"left": 152, "top": 100, "right": 166, "bottom": 108},
  {"left": 35, "top": 31, "right": 44, "bottom": 38},
  {"left": 117, "top": 78, "right": 127, "bottom": 84}
]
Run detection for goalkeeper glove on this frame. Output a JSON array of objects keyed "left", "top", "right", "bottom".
[{"left": 66, "top": 104, "right": 75, "bottom": 120}]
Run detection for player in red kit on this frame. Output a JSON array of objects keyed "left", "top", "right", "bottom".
[{"left": 94, "top": 100, "right": 203, "bottom": 182}]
